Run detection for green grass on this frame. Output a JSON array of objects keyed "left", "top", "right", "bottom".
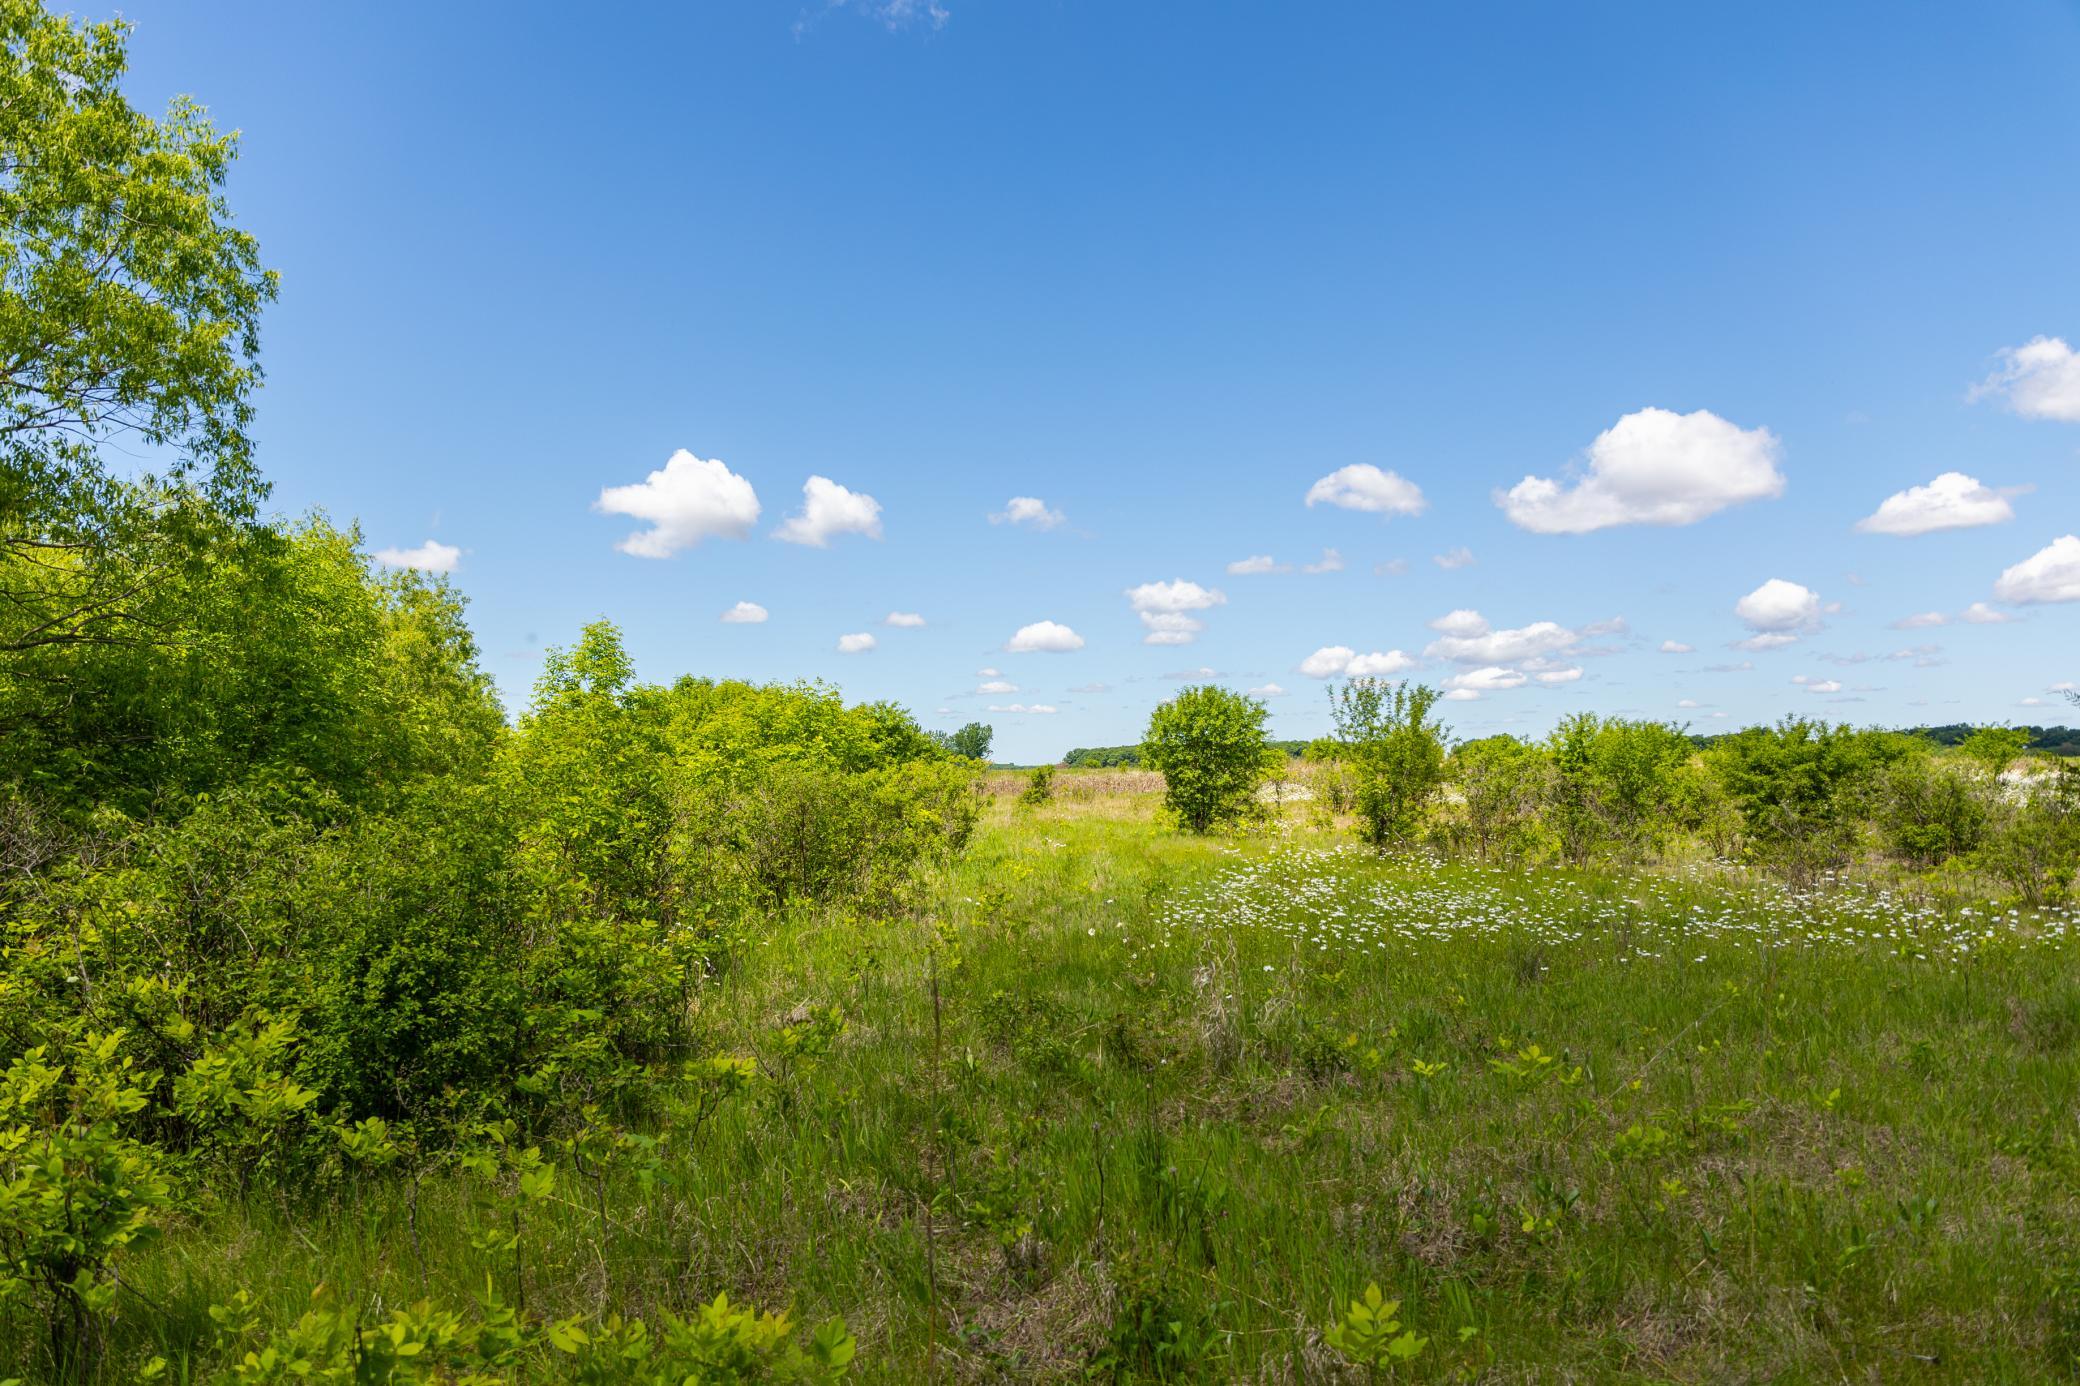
[{"left": 56, "top": 796, "right": 2080, "bottom": 1381}]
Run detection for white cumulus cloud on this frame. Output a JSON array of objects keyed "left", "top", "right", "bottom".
[
  {"left": 1855, "top": 472, "right": 2015, "bottom": 536},
  {"left": 597, "top": 450, "right": 761, "bottom": 557},
  {"left": 1125, "top": 579, "right": 1227, "bottom": 646},
  {"left": 990, "top": 496, "right": 1065, "bottom": 529},
  {"left": 373, "top": 539, "right": 461, "bottom": 573},
  {"left": 1423, "top": 611, "right": 1578, "bottom": 666},
  {"left": 836, "top": 632, "right": 876, "bottom": 654},
  {"left": 884, "top": 611, "right": 926, "bottom": 628},
  {"left": 1304, "top": 547, "right": 1346, "bottom": 574},
  {"left": 1444, "top": 666, "right": 1528, "bottom": 694},
  {"left": 1658, "top": 640, "right": 1694, "bottom": 654},
  {"left": 1298, "top": 645, "right": 1415, "bottom": 679},
  {"left": 1535, "top": 667, "right": 1584, "bottom": 685},
  {"left": 1961, "top": 601, "right": 2017, "bottom": 624},
  {"left": 988, "top": 702, "right": 1058, "bottom": 714},
  {"left": 720, "top": 601, "right": 768, "bottom": 624},
  {"left": 1305, "top": 464, "right": 1427, "bottom": 517},
  {"left": 1433, "top": 546, "right": 1476, "bottom": 570},
  {"left": 774, "top": 475, "right": 883, "bottom": 547},
  {"left": 1248, "top": 683, "right": 1288, "bottom": 697},
  {"left": 977, "top": 680, "right": 1017, "bottom": 694},
  {"left": 1005, "top": 620, "right": 1085, "bottom": 653},
  {"left": 1971, "top": 336, "right": 2080, "bottom": 421},
  {"left": 1227, "top": 554, "right": 1290, "bottom": 575},
  {"left": 1994, "top": 535, "right": 2080, "bottom": 604},
  {"left": 1734, "top": 579, "right": 1823, "bottom": 649},
  {"left": 1891, "top": 611, "right": 1946, "bottom": 629},
  {"left": 1497, "top": 407, "right": 1784, "bottom": 533}
]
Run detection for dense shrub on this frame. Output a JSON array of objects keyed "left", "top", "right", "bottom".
[
  {"left": 1141, "top": 685, "right": 1274, "bottom": 833},
  {"left": 1329, "top": 680, "right": 1447, "bottom": 849}
]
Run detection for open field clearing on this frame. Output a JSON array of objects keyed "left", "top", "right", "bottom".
[{"left": 40, "top": 790, "right": 2076, "bottom": 1383}]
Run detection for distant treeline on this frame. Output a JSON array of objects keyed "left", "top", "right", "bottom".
[
  {"left": 1689, "top": 724, "right": 2080, "bottom": 758},
  {"left": 1065, "top": 725, "right": 2079, "bottom": 767},
  {"left": 1064, "top": 740, "right": 1310, "bottom": 768}
]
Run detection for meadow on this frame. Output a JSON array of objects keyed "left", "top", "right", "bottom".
[{"left": 32, "top": 773, "right": 2077, "bottom": 1384}]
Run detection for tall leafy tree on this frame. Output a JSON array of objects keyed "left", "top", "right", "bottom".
[
  {"left": 1329, "top": 680, "right": 1447, "bottom": 848},
  {"left": 0, "top": 0, "right": 276, "bottom": 657}
]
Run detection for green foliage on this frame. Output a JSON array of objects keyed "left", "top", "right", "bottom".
[
  {"left": 1019, "top": 763, "right": 1056, "bottom": 807},
  {"left": 1329, "top": 680, "right": 1447, "bottom": 848},
  {"left": 1706, "top": 719, "right": 1910, "bottom": 879},
  {"left": 1546, "top": 715, "right": 1694, "bottom": 864},
  {"left": 1325, "top": 1282, "right": 1427, "bottom": 1374},
  {"left": 1960, "top": 725, "right": 2032, "bottom": 777},
  {"left": 0, "top": 0, "right": 277, "bottom": 662},
  {"left": 1140, "top": 684, "right": 1274, "bottom": 833},
  {"left": 0, "top": 1033, "right": 172, "bottom": 1367},
  {"left": 942, "top": 721, "right": 994, "bottom": 762},
  {"left": 1440, "top": 735, "right": 1550, "bottom": 861}
]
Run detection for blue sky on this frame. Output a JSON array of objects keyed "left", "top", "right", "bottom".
[{"left": 119, "top": 1, "right": 2080, "bottom": 762}]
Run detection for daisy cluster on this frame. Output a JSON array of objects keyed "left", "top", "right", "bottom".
[{"left": 1141, "top": 846, "right": 2075, "bottom": 968}]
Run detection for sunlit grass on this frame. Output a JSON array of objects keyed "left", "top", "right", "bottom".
[{"left": 88, "top": 795, "right": 2080, "bottom": 1380}]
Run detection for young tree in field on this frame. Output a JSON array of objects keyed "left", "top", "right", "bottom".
[
  {"left": 1329, "top": 680, "right": 1447, "bottom": 848},
  {"left": 1140, "top": 684, "right": 1273, "bottom": 833},
  {"left": 0, "top": 1, "right": 277, "bottom": 660},
  {"left": 949, "top": 721, "right": 994, "bottom": 761}
]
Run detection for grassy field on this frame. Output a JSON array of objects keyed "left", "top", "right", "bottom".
[{"left": 93, "top": 785, "right": 2080, "bottom": 1381}]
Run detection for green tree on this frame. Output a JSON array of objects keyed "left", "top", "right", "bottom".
[
  {"left": 1140, "top": 684, "right": 1273, "bottom": 833},
  {"left": 1329, "top": 680, "right": 1447, "bottom": 848},
  {"left": 0, "top": 0, "right": 276, "bottom": 658},
  {"left": 949, "top": 721, "right": 993, "bottom": 761},
  {"left": 1446, "top": 734, "right": 1550, "bottom": 861},
  {"left": 1959, "top": 725, "right": 2030, "bottom": 779}
]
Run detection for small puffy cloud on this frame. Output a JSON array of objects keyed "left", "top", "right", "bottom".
[
  {"left": 1535, "top": 667, "right": 1584, "bottom": 685},
  {"left": 1971, "top": 336, "right": 2080, "bottom": 421},
  {"left": 987, "top": 702, "right": 1058, "bottom": 714},
  {"left": 1960, "top": 601, "right": 2017, "bottom": 624},
  {"left": 1005, "top": 620, "right": 1084, "bottom": 652},
  {"left": 836, "top": 632, "right": 876, "bottom": 654},
  {"left": 1424, "top": 611, "right": 1578, "bottom": 665},
  {"left": 1677, "top": 698, "right": 1702, "bottom": 709},
  {"left": 1304, "top": 547, "right": 1346, "bottom": 574},
  {"left": 597, "top": 450, "right": 760, "bottom": 557},
  {"left": 1374, "top": 558, "right": 1410, "bottom": 577},
  {"left": 1125, "top": 579, "right": 1227, "bottom": 646},
  {"left": 1428, "top": 609, "right": 1489, "bottom": 639},
  {"left": 1734, "top": 579, "right": 1823, "bottom": 646},
  {"left": 1855, "top": 472, "right": 2015, "bottom": 536},
  {"left": 1348, "top": 650, "right": 1417, "bottom": 676},
  {"left": 1248, "top": 683, "right": 1289, "bottom": 697},
  {"left": 1497, "top": 407, "right": 1784, "bottom": 534},
  {"left": 720, "top": 601, "right": 769, "bottom": 624},
  {"left": 1297, "top": 645, "right": 1415, "bottom": 679},
  {"left": 1792, "top": 675, "right": 1844, "bottom": 694},
  {"left": 1444, "top": 666, "right": 1528, "bottom": 693},
  {"left": 990, "top": 496, "right": 1065, "bottom": 529},
  {"left": 1433, "top": 546, "right": 1476, "bottom": 570},
  {"left": 977, "top": 679, "right": 1017, "bottom": 694},
  {"left": 1891, "top": 611, "right": 1947, "bottom": 630},
  {"left": 1299, "top": 645, "right": 1354, "bottom": 678},
  {"left": 774, "top": 475, "right": 883, "bottom": 547},
  {"left": 1305, "top": 464, "right": 1427, "bottom": 517},
  {"left": 1165, "top": 666, "right": 1219, "bottom": 680},
  {"left": 1581, "top": 617, "right": 1629, "bottom": 637},
  {"left": 977, "top": 666, "right": 1000, "bottom": 677},
  {"left": 884, "top": 611, "right": 926, "bottom": 628},
  {"left": 373, "top": 539, "right": 461, "bottom": 573},
  {"left": 1227, "top": 554, "right": 1289, "bottom": 575},
  {"left": 1993, "top": 535, "right": 2080, "bottom": 604},
  {"left": 1443, "top": 688, "right": 1481, "bottom": 701},
  {"left": 1658, "top": 640, "right": 1694, "bottom": 654}
]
